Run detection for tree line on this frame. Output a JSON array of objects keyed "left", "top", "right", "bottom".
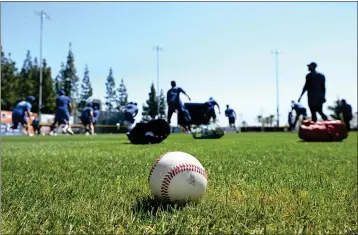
[{"left": 1, "top": 44, "right": 167, "bottom": 122}]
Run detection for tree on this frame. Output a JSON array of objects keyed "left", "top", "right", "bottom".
[
  {"left": 257, "top": 115, "right": 262, "bottom": 126},
  {"left": 1, "top": 49, "right": 19, "bottom": 110},
  {"left": 105, "top": 68, "right": 116, "bottom": 112},
  {"left": 18, "top": 50, "right": 35, "bottom": 101},
  {"left": 264, "top": 117, "right": 270, "bottom": 127},
  {"left": 78, "top": 65, "right": 93, "bottom": 111},
  {"left": 39, "top": 59, "right": 56, "bottom": 113},
  {"left": 269, "top": 115, "right": 275, "bottom": 127},
  {"left": 63, "top": 43, "right": 80, "bottom": 99},
  {"left": 142, "top": 82, "right": 159, "bottom": 120},
  {"left": 116, "top": 78, "right": 128, "bottom": 110},
  {"left": 54, "top": 62, "right": 65, "bottom": 93},
  {"left": 158, "top": 89, "right": 167, "bottom": 119},
  {"left": 328, "top": 98, "right": 342, "bottom": 120},
  {"left": 141, "top": 106, "right": 151, "bottom": 122}
]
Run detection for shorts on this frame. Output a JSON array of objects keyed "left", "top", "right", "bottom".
[
  {"left": 296, "top": 108, "right": 307, "bottom": 116},
  {"left": 55, "top": 108, "right": 70, "bottom": 124},
  {"left": 229, "top": 117, "right": 235, "bottom": 125},
  {"left": 12, "top": 112, "right": 27, "bottom": 127},
  {"left": 168, "top": 102, "right": 184, "bottom": 113},
  {"left": 81, "top": 117, "right": 93, "bottom": 125},
  {"left": 124, "top": 112, "right": 135, "bottom": 124},
  {"left": 206, "top": 108, "right": 216, "bottom": 119}
]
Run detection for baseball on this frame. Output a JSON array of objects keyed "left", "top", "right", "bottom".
[{"left": 148, "top": 151, "right": 208, "bottom": 204}]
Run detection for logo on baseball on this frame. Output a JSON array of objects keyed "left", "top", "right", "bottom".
[{"left": 148, "top": 151, "right": 208, "bottom": 204}]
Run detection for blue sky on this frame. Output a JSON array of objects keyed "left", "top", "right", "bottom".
[{"left": 1, "top": 2, "right": 357, "bottom": 126}]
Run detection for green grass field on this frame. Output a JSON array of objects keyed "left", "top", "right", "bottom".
[{"left": 2, "top": 132, "right": 357, "bottom": 234}]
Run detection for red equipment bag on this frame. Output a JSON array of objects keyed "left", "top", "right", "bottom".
[{"left": 298, "top": 120, "right": 348, "bottom": 142}]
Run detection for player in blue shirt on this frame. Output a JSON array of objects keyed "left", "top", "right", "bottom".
[
  {"left": 204, "top": 97, "right": 221, "bottom": 123},
  {"left": 288, "top": 111, "right": 294, "bottom": 131},
  {"left": 11, "top": 96, "right": 36, "bottom": 136},
  {"left": 167, "top": 81, "right": 192, "bottom": 130},
  {"left": 49, "top": 90, "right": 74, "bottom": 135},
  {"left": 80, "top": 103, "right": 94, "bottom": 135},
  {"left": 225, "top": 105, "right": 239, "bottom": 133},
  {"left": 291, "top": 100, "right": 307, "bottom": 129},
  {"left": 122, "top": 102, "right": 139, "bottom": 131},
  {"left": 93, "top": 105, "right": 100, "bottom": 125}
]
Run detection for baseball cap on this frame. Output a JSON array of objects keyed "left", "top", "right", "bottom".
[
  {"left": 26, "top": 96, "right": 36, "bottom": 102},
  {"left": 307, "top": 62, "right": 317, "bottom": 68}
]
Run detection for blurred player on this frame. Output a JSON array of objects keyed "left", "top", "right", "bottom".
[
  {"left": 288, "top": 111, "right": 294, "bottom": 131},
  {"left": 338, "top": 99, "right": 353, "bottom": 131},
  {"left": 291, "top": 100, "right": 307, "bottom": 129},
  {"left": 49, "top": 90, "right": 74, "bottom": 135},
  {"left": 204, "top": 97, "right": 221, "bottom": 122},
  {"left": 225, "top": 105, "right": 239, "bottom": 133},
  {"left": 121, "top": 102, "right": 138, "bottom": 131},
  {"left": 80, "top": 103, "right": 95, "bottom": 135},
  {"left": 167, "top": 80, "right": 192, "bottom": 131},
  {"left": 11, "top": 96, "right": 36, "bottom": 136},
  {"left": 32, "top": 116, "right": 41, "bottom": 135},
  {"left": 92, "top": 104, "right": 100, "bottom": 134}
]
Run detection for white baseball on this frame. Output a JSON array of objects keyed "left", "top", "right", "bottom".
[{"left": 148, "top": 151, "right": 208, "bottom": 204}]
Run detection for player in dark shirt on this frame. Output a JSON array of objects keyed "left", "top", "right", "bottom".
[
  {"left": 298, "top": 62, "right": 328, "bottom": 122},
  {"left": 338, "top": 99, "right": 353, "bottom": 131},
  {"left": 167, "top": 81, "right": 192, "bottom": 131}
]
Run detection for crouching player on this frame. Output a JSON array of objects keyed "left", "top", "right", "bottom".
[
  {"left": 93, "top": 105, "right": 100, "bottom": 126},
  {"left": 11, "top": 96, "right": 36, "bottom": 136},
  {"left": 291, "top": 100, "right": 307, "bottom": 130},
  {"left": 120, "top": 102, "right": 138, "bottom": 131},
  {"left": 80, "top": 103, "right": 95, "bottom": 135},
  {"left": 32, "top": 116, "right": 41, "bottom": 135},
  {"left": 225, "top": 105, "right": 239, "bottom": 133}
]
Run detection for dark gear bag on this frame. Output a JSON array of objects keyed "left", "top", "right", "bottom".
[{"left": 127, "top": 119, "right": 171, "bottom": 144}]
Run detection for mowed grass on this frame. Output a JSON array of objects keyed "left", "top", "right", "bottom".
[{"left": 1, "top": 132, "right": 357, "bottom": 234}]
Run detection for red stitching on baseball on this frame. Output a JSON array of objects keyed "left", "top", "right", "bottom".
[
  {"left": 148, "top": 152, "right": 168, "bottom": 183},
  {"left": 160, "top": 163, "right": 208, "bottom": 201}
]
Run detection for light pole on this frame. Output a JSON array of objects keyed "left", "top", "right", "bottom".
[
  {"left": 271, "top": 48, "right": 282, "bottom": 128},
  {"left": 35, "top": 10, "right": 50, "bottom": 119},
  {"left": 153, "top": 45, "right": 163, "bottom": 118}
]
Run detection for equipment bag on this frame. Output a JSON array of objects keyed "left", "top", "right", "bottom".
[
  {"left": 192, "top": 123, "right": 225, "bottom": 139},
  {"left": 298, "top": 120, "right": 348, "bottom": 142},
  {"left": 127, "top": 119, "right": 171, "bottom": 145}
]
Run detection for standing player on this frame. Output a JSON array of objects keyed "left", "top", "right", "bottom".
[
  {"left": 11, "top": 96, "right": 36, "bottom": 136},
  {"left": 122, "top": 102, "right": 138, "bottom": 131},
  {"left": 167, "top": 80, "right": 192, "bottom": 130},
  {"left": 298, "top": 62, "right": 328, "bottom": 122},
  {"left": 49, "top": 90, "right": 74, "bottom": 135},
  {"left": 204, "top": 97, "right": 221, "bottom": 123},
  {"left": 291, "top": 100, "right": 307, "bottom": 129},
  {"left": 225, "top": 105, "right": 239, "bottom": 133}
]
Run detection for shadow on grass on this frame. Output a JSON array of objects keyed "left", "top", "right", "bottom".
[
  {"left": 132, "top": 196, "right": 187, "bottom": 218},
  {"left": 297, "top": 140, "right": 344, "bottom": 143}
]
